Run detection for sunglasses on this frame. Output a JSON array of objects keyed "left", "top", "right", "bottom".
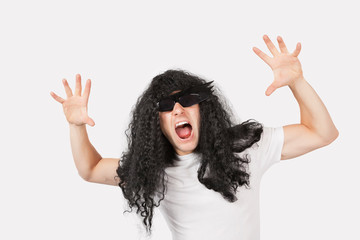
[{"left": 157, "top": 81, "right": 214, "bottom": 112}]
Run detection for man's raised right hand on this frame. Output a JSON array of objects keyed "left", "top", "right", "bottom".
[{"left": 50, "top": 74, "right": 95, "bottom": 127}]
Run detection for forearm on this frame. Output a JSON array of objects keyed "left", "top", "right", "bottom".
[
  {"left": 289, "top": 77, "right": 339, "bottom": 142},
  {"left": 69, "top": 124, "right": 102, "bottom": 180}
]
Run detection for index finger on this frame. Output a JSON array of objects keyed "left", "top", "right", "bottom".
[{"left": 253, "top": 47, "right": 272, "bottom": 67}]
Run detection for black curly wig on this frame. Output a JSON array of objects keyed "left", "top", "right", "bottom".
[{"left": 115, "top": 69, "right": 264, "bottom": 235}]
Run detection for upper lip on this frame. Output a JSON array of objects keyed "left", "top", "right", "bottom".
[{"left": 174, "top": 119, "right": 192, "bottom": 129}]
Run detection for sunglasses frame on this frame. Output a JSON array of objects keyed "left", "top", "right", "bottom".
[{"left": 157, "top": 81, "right": 214, "bottom": 112}]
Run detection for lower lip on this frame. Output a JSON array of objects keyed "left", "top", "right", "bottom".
[{"left": 176, "top": 127, "right": 194, "bottom": 142}]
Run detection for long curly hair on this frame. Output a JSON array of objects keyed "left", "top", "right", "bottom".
[{"left": 115, "top": 69, "right": 264, "bottom": 235}]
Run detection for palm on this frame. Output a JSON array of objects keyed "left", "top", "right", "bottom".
[
  {"left": 272, "top": 54, "right": 302, "bottom": 85},
  {"left": 62, "top": 95, "right": 90, "bottom": 126},
  {"left": 50, "top": 74, "right": 95, "bottom": 126},
  {"left": 253, "top": 35, "right": 303, "bottom": 96}
]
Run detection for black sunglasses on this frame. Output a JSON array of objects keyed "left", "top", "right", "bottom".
[{"left": 157, "top": 81, "right": 214, "bottom": 112}]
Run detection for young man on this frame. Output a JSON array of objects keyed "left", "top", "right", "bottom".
[{"left": 50, "top": 35, "right": 338, "bottom": 240}]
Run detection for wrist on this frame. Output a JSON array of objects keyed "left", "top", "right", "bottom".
[
  {"left": 289, "top": 76, "right": 306, "bottom": 90},
  {"left": 69, "top": 122, "right": 86, "bottom": 129}
]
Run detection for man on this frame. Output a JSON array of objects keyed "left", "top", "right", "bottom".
[{"left": 50, "top": 35, "right": 338, "bottom": 240}]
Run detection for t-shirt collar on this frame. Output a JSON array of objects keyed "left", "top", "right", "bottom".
[{"left": 174, "top": 151, "right": 201, "bottom": 167}]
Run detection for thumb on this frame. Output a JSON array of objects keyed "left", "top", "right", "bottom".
[
  {"left": 265, "top": 84, "right": 277, "bottom": 96},
  {"left": 86, "top": 117, "right": 95, "bottom": 127}
]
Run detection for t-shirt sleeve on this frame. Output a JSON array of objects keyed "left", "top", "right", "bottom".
[{"left": 255, "top": 126, "right": 284, "bottom": 176}]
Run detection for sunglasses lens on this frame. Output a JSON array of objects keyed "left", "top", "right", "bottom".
[
  {"left": 158, "top": 93, "right": 204, "bottom": 112},
  {"left": 158, "top": 98, "right": 175, "bottom": 111},
  {"left": 179, "top": 94, "right": 200, "bottom": 107}
]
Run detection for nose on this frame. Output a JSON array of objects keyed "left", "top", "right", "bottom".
[{"left": 172, "top": 102, "right": 184, "bottom": 115}]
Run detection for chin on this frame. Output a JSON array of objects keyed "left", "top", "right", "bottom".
[
  {"left": 173, "top": 130, "right": 198, "bottom": 153},
  {"left": 176, "top": 146, "right": 197, "bottom": 155}
]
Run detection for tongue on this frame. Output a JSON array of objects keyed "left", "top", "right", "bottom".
[{"left": 175, "top": 125, "right": 192, "bottom": 139}]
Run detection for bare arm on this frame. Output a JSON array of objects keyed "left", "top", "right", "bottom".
[
  {"left": 51, "top": 74, "right": 121, "bottom": 186},
  {"left": 69, "top": 124, "right": 120, "bottom": 185},
  {"left": 281, "top": 78, "right": 338, "bottom": 160},
  {"left": 253, "top": 35, "right": 338, "bottom": 160},
  {"left": 87, "top": 157, "right": 121, "bottom": 186},
  {"left": 69, "top": 123, "right": 101, "bottom": 180}
]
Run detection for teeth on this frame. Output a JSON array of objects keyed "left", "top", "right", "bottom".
[{"left": 176, "top": 121, "right": 189, "bottom": 128}]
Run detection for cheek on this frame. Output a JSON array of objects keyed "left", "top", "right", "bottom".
[
  {"left": 159, "top": 115, "right": 165, "bottom": 131},
  {"left": 194, "top": 106, "right": 201, "bottom": 127},
  {"left": 159, "top": 114, "right": 170, "bottom": 135}
]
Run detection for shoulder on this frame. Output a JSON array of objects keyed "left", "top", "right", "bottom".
[
  {"left": 257, "top": 126, "right": 284, "bottom": 153},
  {"left": 236, "top": 126, "right": 284, "bottom": 173}
]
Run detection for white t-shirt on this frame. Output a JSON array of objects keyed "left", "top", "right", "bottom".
[{"left": 156, "top": 126, "right": 284, "bottom": 240}]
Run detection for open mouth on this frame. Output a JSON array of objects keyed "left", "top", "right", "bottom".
[{"left": 175, "top": 123, "right": 193, "bottom": 139}]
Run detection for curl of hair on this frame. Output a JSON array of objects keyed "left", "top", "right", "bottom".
[{"left": 115, "top": 69, "right": 264, "bottom": 236}]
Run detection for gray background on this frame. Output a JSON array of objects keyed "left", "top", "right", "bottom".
[{"left": 1, "top": 0, "right": 358, "bottom": 239}]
